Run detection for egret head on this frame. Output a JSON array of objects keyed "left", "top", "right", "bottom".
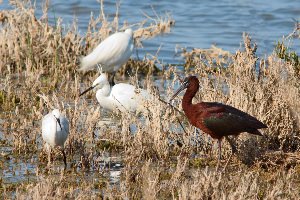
[
  {"left": 92, "top": 73, "right": 109, "bottom": 89},
  {"left": 52, "top": 109, "right": 61, "bottom": 118},
  {"left": 52, "top": 109, "right": 62, "bottom": 129},
  {"left": 79, "top": 73, "right": 109, "bottom": 96}
]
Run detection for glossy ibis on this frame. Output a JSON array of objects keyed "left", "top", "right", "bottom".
[
  {"left": 79, "top": 73, "right": 151, "bottom": 113},
  {"left": 79, "top": 28, "right": 134, "bottom": 85},
  {"left": 169, "top": 76, "right": 267, "bottom": 159},
  {"left": 42, "top": 109, "right": 69, "bottom": 168}
]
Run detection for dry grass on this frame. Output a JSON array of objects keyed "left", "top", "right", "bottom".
[{"left": 1, "top": 0, "right": 300, "bottom": 199}]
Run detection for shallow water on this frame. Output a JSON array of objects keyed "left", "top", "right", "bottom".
[{"left": 1, "top": 0, "right": 299, "bottom": 63}]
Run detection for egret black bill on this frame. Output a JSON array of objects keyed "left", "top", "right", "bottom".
[
  {"left": 55, "top": 117, "right": 62, "bottom": 130},
  {"left": 79, "top": 85, "right": 95, "bottom": 96}
]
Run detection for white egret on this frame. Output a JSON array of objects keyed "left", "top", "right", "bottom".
[
  {"left": 42, "top": 109, "right": 69, "bottom": 168},
  {"left": 79, "top": 73, "right": 151, "bottom": 113},
  {"left": 79, "top": 28, "right": 134, "bottom": 85}
]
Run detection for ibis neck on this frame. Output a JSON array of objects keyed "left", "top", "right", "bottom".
[{"left": 182, "top": 85, "right": 199, "bottom": 111}]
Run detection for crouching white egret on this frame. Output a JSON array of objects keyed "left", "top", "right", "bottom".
[
  {"left": 42, "top": 109, "right": 69, "bottom": 168},
  {"left": 79, "top": 73, "right": 151, "bottom": 113}
]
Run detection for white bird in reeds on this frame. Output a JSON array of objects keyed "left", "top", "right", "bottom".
[
  {"left": 42, "top": 109, "right": 69, "bottom": 168},
  {"left": 79, "top": 73, "right": 151, "bottom": 113},
  {"left": 79, "top": 28, "right": 134, "bottom": 85}
]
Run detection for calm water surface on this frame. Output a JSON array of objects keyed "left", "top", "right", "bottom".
[{"left": 1, "top": 0, "right": 299, "bottom": 63}]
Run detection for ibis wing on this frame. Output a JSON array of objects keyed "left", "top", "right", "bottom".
[
  {"left": 203, "top": 112, "right": 251, "bottom": 136},
  {"left": 202, "top": 102, "right": 267, "bottom": 136}
]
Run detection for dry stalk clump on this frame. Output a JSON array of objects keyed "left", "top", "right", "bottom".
[
  {"left": 12, "top": 161, "right": 300, "bottom": 199},
  {"left": 84, "top": 1, "right": 175, "bottom": 50},
  {"left": 177, "top": 167, "right": 300, "bottom": 199},
  {"left": 0, "top": 3, "right": 83, "bottom": 75},
  {"left": 134, "top": 11, "right": 175, "bottom": 47},
  {"left": 180, "top": 44, "right": 232, "bottom": 71},
  {"left": 81, "top": 0, "right": 174, "bottom": 78},
  {"left": 107, "top": 157, "right": 300, "bottom": 199},
  {"left": 120, "top": 58, "right": 161, "bottom": 77},
  {"left": 287, "top": 20, "right": 300, "bottom": 39},
  {"left": 0, "top": 0, "right": 174, "bottom": 78},
  {"left": 225, "top": 34, "right": 300, "bottom": 153},
  {"left": 175, "top": 33, "right": 300, "bottom": 164},
  {"left": 15, "top": 175, "right": 101, "bottom": 199},
  {"left": 0, "top": 0, "right": 175, "bottom": 158},
  {"left": 120, "top": 106, "right": 171, "bottom": 162},
  {"left": 2, "top": 0, "right": 300, "bottom": 199}
]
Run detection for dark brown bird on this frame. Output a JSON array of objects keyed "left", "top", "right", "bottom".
[{"left": 169, "top": 76, "right": 267, "bottom": 159}]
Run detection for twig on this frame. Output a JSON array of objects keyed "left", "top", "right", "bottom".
[
  {"left": 157, "top": 97, "right": 188, "bottom": 135},
  {"left": 157, "top": 97, "right": 184, "bottom": 116}
]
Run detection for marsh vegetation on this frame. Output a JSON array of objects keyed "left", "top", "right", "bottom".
[{"left": 1, "top": 1, "right": 300, "bottom": 199}]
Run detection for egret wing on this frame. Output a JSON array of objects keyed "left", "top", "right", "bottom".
[
  {"left": 80, "top": 33, "right": 133, "bottom": 71},
  {"left": 42, "top": 113, "right": 57, "bottom": 147},
  {"left": 56, "top": 116, "right": 69, "bottom": 147},
  {"left": 111, "top": 83, "right": 149, "bottom": 112}
]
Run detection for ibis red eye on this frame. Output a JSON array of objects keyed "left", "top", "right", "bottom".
[{"left": 184, "top": 80, "right": 189, "bottom": 87}]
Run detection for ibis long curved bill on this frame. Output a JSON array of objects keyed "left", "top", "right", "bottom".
[{"left": 169, "top": 79, "right": 189, "bottom": 102}]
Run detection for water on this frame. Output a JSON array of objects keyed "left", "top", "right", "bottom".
[{"left": 1, "top": 0, "right": 299, "bottom": 64}]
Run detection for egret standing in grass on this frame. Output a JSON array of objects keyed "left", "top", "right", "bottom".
[
  {"left": 42, "top": 109, "right": 69, "bottom": 168},
  {"left": 79, "top": 28, "right": 134, "bottom": 85},
  {"left": 79, "top": 73, "right": 151, "bottom": 113}
]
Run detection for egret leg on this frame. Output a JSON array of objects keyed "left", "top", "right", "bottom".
[
  {"left": 47, "top": 148, "right": 52, "bottom": 167},
  {"left": 109, "top": 72, "right": 116, "bottom": 86},
  {"left": 61, "top": 148, "right": 67, "bottom": 169},
  {"left": 128, "top": 124, "right": 133, "bottom": 133}
]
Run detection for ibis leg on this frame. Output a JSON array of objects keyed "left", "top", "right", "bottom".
[
  {"left": 222, "top": 136, "right": 237, "bottom": 173},
  {"left": 218, "top": 139, "right": 222, "bottom": 160},
  {"left": 215, "top": 139, "right": 222, "bottom": 172},
  {"left": 225, "top": 136, "right": 237, "bottom": 154}
]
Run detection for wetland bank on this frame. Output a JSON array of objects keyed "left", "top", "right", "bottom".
[{"left": 1, "top": 0, "right": 300, "bottom": 199}]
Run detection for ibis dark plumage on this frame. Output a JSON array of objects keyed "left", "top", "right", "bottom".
[{"left": 169, "top": 76, "right": 267, "bottom": 159}]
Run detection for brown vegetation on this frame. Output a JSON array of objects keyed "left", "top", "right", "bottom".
[{"left": 1, "top": 1, "right": 300, "bottom": 199}]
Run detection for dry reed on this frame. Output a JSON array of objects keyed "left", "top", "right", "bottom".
[{"left": 1, "top": 0, "right": 300, "bottom": 199}]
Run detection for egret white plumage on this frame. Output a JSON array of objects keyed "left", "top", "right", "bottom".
[
  {"left": 42, "top": 109, "right": 69, "bottom": 168},
  {"left": 79, "top": 28, "right": 134, "bottom": 85},
  {"left": 79, "top": 73, "right": 151, "bottom": 113}
]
